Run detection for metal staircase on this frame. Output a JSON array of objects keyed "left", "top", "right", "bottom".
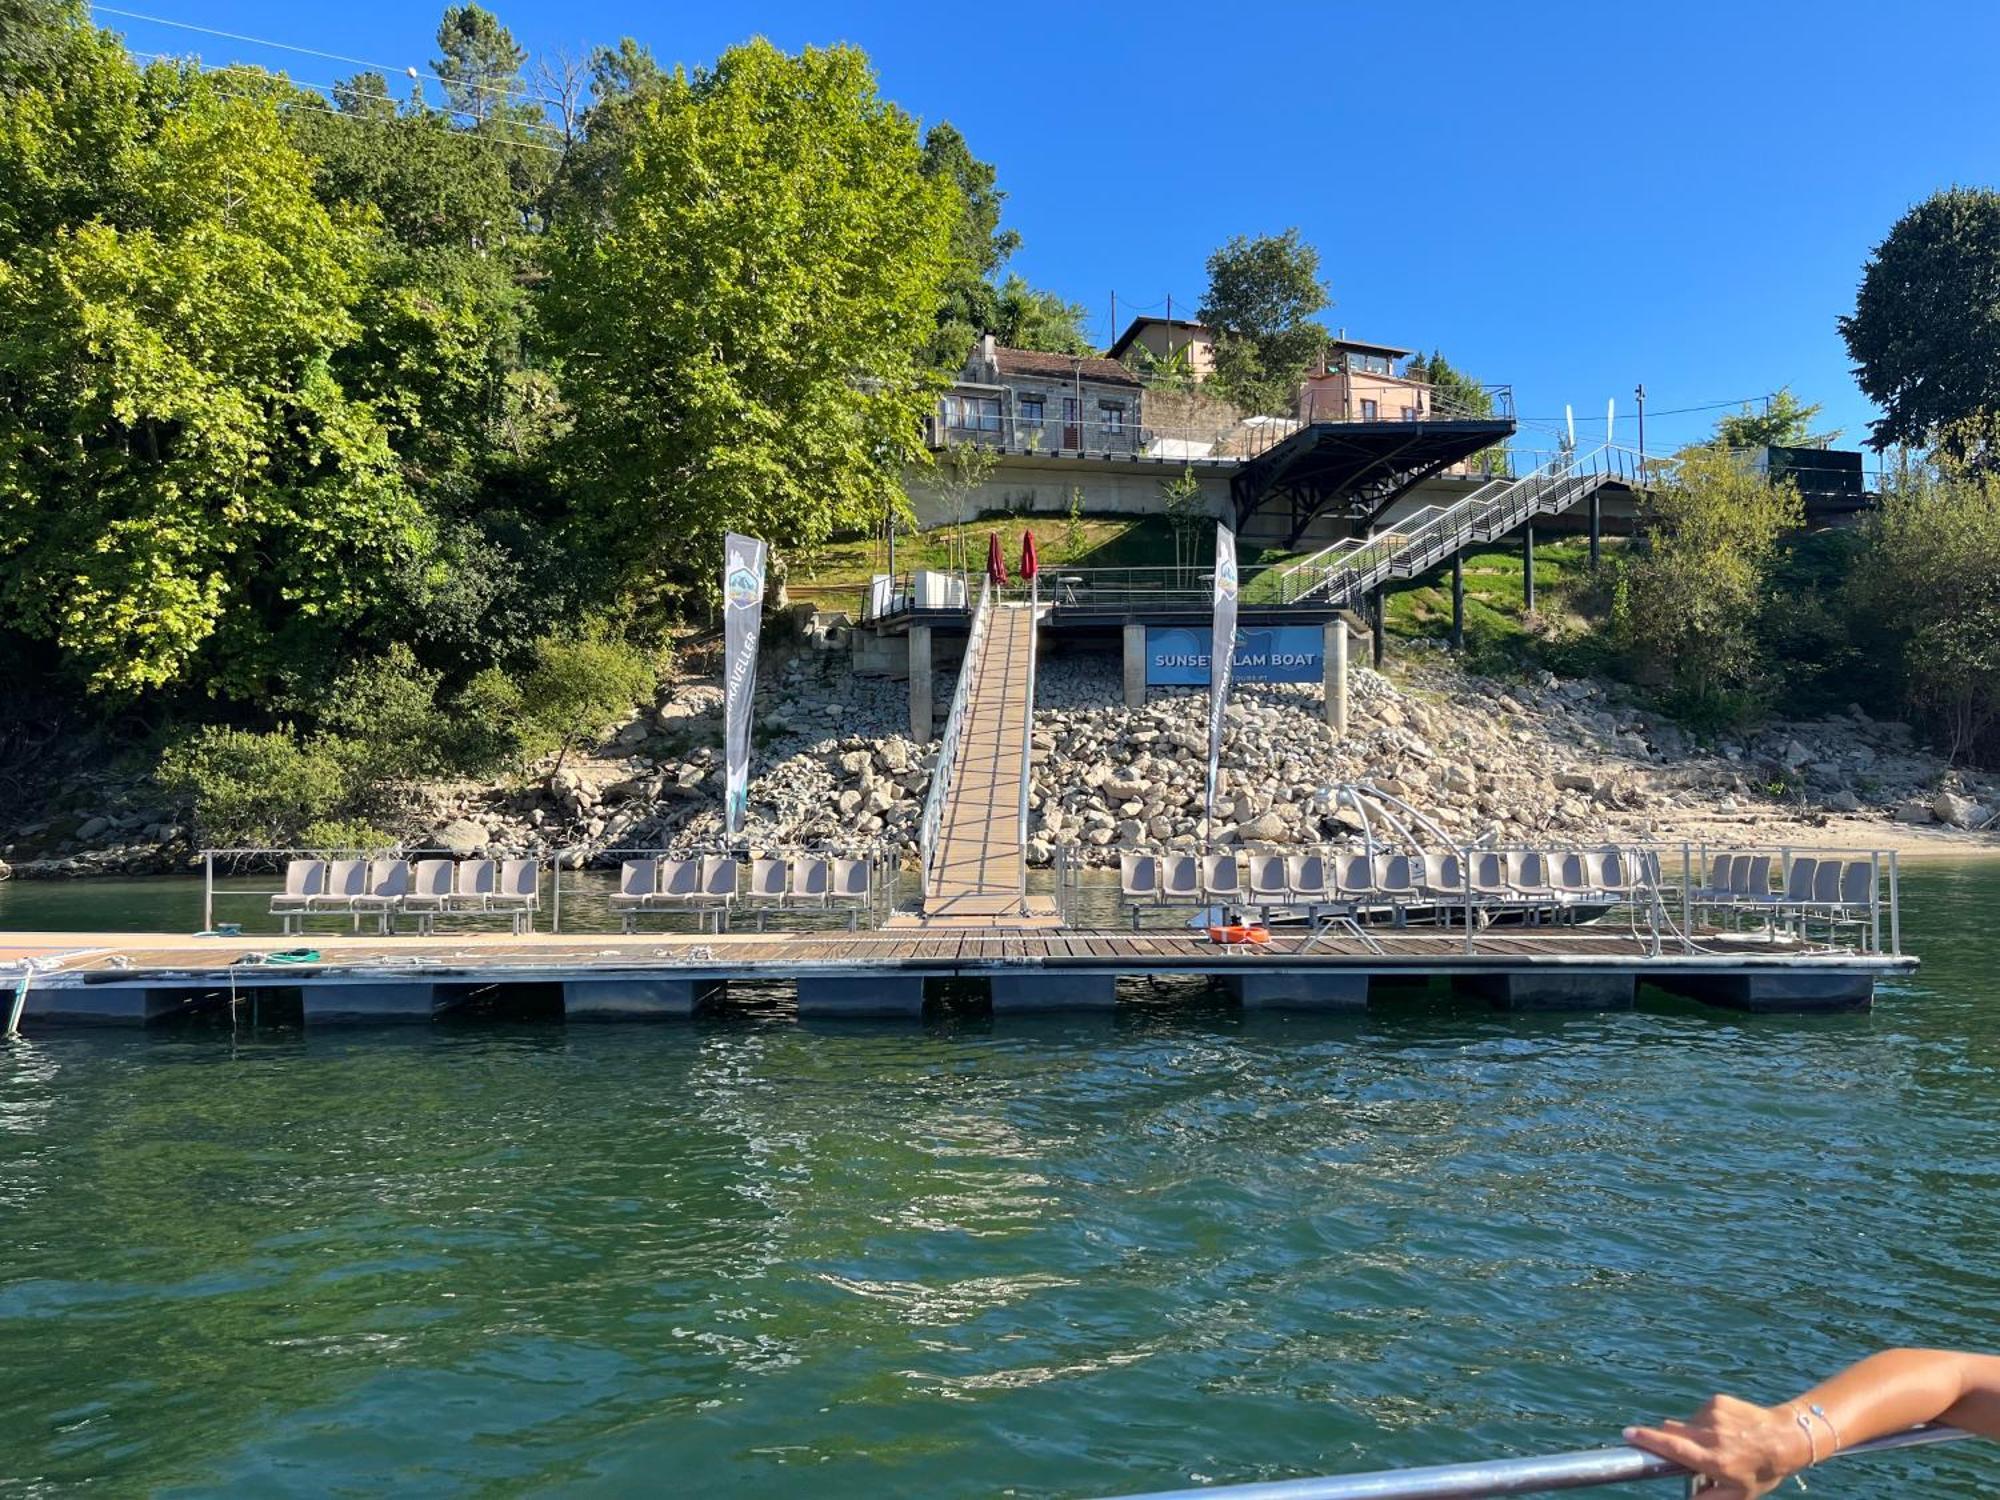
[{"left": 1271, "top": 445, "right": 1636, "bottom": 608}]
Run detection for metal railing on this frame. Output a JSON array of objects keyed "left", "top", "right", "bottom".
[
  {"left": 1273, "top": 446, "right": 1653, "bottom": 607},
  {"left": 927, "top": 379, "right": 1515, "bottom": 467},
  {"left": 1099, "top": 1423, "right": 1970, "bottom": 1500},
  {"left": 918, "top": 573, "right": 994, "bottom": 896},
  {"left": 1018, "top": 576, "right": 1040, "bottom": 906}
]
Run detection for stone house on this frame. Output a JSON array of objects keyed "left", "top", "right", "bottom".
[{"left": 932, "top": 335, "right": 1145, "bottom": 457}]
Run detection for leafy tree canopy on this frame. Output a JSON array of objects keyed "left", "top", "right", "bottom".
[
  {"left": 1841, "top": 187, "right": 2000, "bottom": 457},
  {"left": 1715, "top": 387, "right": 1832, "bottom": 448},
  {"left": 1406, "top": 350, "right": 1495, "bottom": 419},
  {"left": 543, "top": 39, "right": 962, "bottom": 595},
  {"left": 1198, "top": 228, "right": 1330, "bottom": 414},
  {"left": 0, "top": 27, "right": 429, "bottom": 700}
]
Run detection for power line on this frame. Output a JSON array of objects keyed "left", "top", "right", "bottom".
[
  {"left": 1515, "top": 393, "right": 1777, "bottom": 423},
  {"left": 92, "top": 4, "right": 564, "bottom": 108}
]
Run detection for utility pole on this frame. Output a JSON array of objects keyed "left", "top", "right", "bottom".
[
  {"left": 1109, "top": 290, "right": 1117, "bottom": 353},
  {"left": 1635, "top": 383, "right": 1647, "bottom": 470}
]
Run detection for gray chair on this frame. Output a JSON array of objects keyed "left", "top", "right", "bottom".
[
  {"left": 1334, "top": 852, "right": 1379, "bottom": 904},
  {"left": 1118, "top": 852, "right": 1160, "bottom": 929},
  {"left": 657, "top": 858, "right": 702, "bottom": 911},
  {"left": 790, "top": 856, "right": 831, "bottom": 908},
  {"left": 450, "top": 858, "right": 498, "bottom": 913},
  {"left": 1201, "top": 852, "right": 1244, "bottom": 905},
  {"left": 488, "top": 859, "right": 540, "bottom": 933},
  {"left": 694, "top": 855, "right": 738, "bottom": 930},
  {"left": 1247, "top": 852, "right": 1290, "bottom": 915},
  {"left": 402, "top": 859, "right": 454, "bottom": 933},
  {"left": 831, "top": 857, "right": 872, "bottom": 930},
  {"left": 1160, "top": 854, "right": 1201, "bottom": 905},
  {"left": 746, "top": 857, "right": 789, "bottom": 929},
  {"left": 353, "top": 858, "right": 411, "bottom": 934},
  {"left": 1284, "top": 851, "right": 1329, "bottom": 906},
  {"left": 309, "top": 859, "right": 369, "bottom": 929},
  {"left": 270, "top": 859, "right": 326, "bottom": 934},
  {"left": 611, "top": 859, "right": 659, "bottom": 933}
]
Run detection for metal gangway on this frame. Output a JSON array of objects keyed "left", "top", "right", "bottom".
[
  {"left": 915, "top": 580, "right": 1050, "bottom": 924},
  {"left": 1273, "top": 445, "right": 1643, "bottom": 608}
]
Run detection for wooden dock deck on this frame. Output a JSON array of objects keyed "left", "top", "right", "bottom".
[{"left": 5, "top": 924, "right": 1915, "bottom": 1024}]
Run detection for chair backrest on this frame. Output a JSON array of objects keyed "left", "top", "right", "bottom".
[
  {"left": 1782, "top": 857, "right": 1817, "bottom": 901},
  {"left": 1506, "top": 850, "right": 1548, "bottom": 888},
  {"left": 1731, "top": 854, "right": 1771, "bottom": 896},
  {"left": 1551, "top": 851, "right": 1588, "bottom": 892},
  {"left": 698, "top": 855, "right": 737, "bottom": 899},
  {"left": 1469, "top": 850, "right": 1507, "bottom": 892},
  {"left": 660, "top": 858, "right": 701, "bottom": 898},
  {"left": 1247, "top": 852, "right": 1288, "bottom": 897},
  {"left": 367, "top": 858, "right": 410, "bottom": 898},
  {"left": 455, "top": 858, "right": 497, "bottom": 896},
  {"left": 412, "top": 858, "right": 453, "bottom": 897},
  {"left": 1335, "top": 853, "right": 1377, "bottom": 896},
  {"left": 791, "top": 857, "right": 831, "bottom": 900},
  {"left": 1376, "top": 852, "right": 1416, "bottom": 894},
  {"left": 1119, "top": 852, "right": 1159, "bottom": 898},
  {"left": 832, "top": 858, "right": 870, "bottom": 898},
  {"left": 749, "top": 857, "right": 787, "bottom": 899},
  {"left": 1637, "top": 849, "right": 1664, "bottom": 889},
  {"left": 1423, "top": 852, "right": 1462, "bottom": 893},
  {"left": 327, "top": 858, "right": 368, "bottom": 897},
  {"left": 283, "top": 859, "right": 325, "bottom": 897},
  {"left": 618, "top": 859, "right": 657, "bottom": 897},
  {"left": 1201, "top": 853, "right": 1242, "bottom": 896},
  {"left": 1812, "top": 860, "right": 1841, "bottom": 903},
  {"left": 1840, "top": 860, "right": 1874, "bottom": 907},
  {"left": 499, "top": 859, "right": 538, "bottom": 897},
  {"left": 1590, "top": 848, "right": 1628, "bottom": 891},
  {"left": 1160, "top": 854, "right": 1200, "bottom": 900},
  {"left": 1285, "top": 852, "right": 1328, "bottom": 897},
  {"left": 1708, "top": 853, "right": 1734, "bottom": 889}
]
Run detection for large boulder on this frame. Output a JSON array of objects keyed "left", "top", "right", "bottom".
[
  {"left": 434, "top": 817, "right": 487, "bottom": 855},
  {"left": 1933, "top": 791, "right": 1987, "bottom": 829}
]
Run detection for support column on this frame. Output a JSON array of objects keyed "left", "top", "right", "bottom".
[
  {"left": 1324, "top": 619, "right": 1348, "bottom": 733},
  {"left": 990, "top": 972, "right": 1118, "bottom": 1012},
  {"left": 1122, "top": 619, "right": 1146, "bottom": 710},
  {"left": 1589, "top": 489, "right": 1602, "bottom": 569},
  {"left": 908, "top": 624, "right": 933, "bottom": 742},
  {"left": 1371, "top": 589, "right": 1385, "bottom": 669},
  {"left": 1450, "top": 554, "right": 1465, "bottom": 651},
  {"left": 1227, "top": 970, "right": 1369, "bottom": 1011},
  {"left": 1522, "top": 526, "right": 1536, "bottom": 613},
  {"left": 797, "top": 974, "right": 925, "bottom": 1018}
]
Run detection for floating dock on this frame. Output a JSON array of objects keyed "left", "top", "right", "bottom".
[{"left": 5, "top": 924, "right": 1912, "bottom": 1026}]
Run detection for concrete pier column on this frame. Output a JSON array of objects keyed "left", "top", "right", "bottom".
[
  {"left": 990, "top": 972, "right": 1118, "bottom": 1012},
  {"left": 1660, "top": 970, "right": 1874, "bottom": 1013},
  {"left": 1462, "top": 971, "right": 1633, "bottom": 1011},
  {"left": 1522, "top": 526, "right": 1536, "bottom": 613},
  {"left": 562, "top": 977, "right": 713, "bottom": 1018},
  {"left": 1450, "top": 554, "right": 1465, "bottom": 651},
  {"left": 1324, "top": 619, "right": 1348, "bottom": 733},
  {"left": 1227, "top": 970, "right": 1369, "bottom": 1011},
  {"left": 796, "top": 974, "right": 925, "bottom": 1018},
  {"left": 1371, "top": 590, "right": 1386, "bottom": 669},
  {"left": 302, "top": 981, "right": 437, "bottom": 1023},
  {"left": 908, "top": 624, "right": 933, "bottom": 742},
  {"left": 1589, "top": 489, "right": 1602, "bottom": 568},
  {"left": 1122, "top": 620, "right": 1146, "bottom": 710}
]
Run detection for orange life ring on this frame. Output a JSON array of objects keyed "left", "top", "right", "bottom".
[{"left": 1207, "top": 923, "right": 1271, "bottom": 945}]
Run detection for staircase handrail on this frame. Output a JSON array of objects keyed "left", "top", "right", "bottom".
[
  {"left": 918, "top": 573, "right": 994, "bottom": 895},
  {"left": 1018, "top": 577, "right": 1039, "bottom": 905}
]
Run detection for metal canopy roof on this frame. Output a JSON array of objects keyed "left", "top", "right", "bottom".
[{"left": 1229, "top": 417, "right": 1518, "bottom": 544}]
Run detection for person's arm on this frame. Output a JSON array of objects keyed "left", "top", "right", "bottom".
[{"left": 1625, "top": 1348, "right": 2000, "bottom": 1499}]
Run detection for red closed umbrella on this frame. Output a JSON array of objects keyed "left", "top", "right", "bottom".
[
  {"left": 1020, "top": 529, "right": 1039, "bottom": 580},
  {"left": 986, "top": 530, "right": 1009, "bottom": 585}
]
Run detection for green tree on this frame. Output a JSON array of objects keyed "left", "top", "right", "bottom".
[
  {"left": 517, "top": 634, "right": 658, "bottom": 771},
  {"left": 543, "top": 40, "right": 962, "bottom": 595},
  {"left": 1161, "top": 465, "right": 1205, "bottom": 572},
  {"left": 1197, "top": 229, "right": 1330, "bottom": 414},
  {"left": 432, "top": 3, "right": 527, "bottom": 125},
  {"left": 1715, "top": 387, "right": 1832, "bottom": 448},
  {"left": 1840, "top": 188, "right": 2000, "bottom": 458},
  {"left": 1850, "top": 451, "right": 2000, "bottom": 761},
  {"left": 989, "top": 273, "right": 1093, "bottom": 356},
  {"left": 1613, "top": 443, "right": 1804, "bottom": 725},
  {"left": 0, "top": 32, "right": 429, "bottom": 700},
  {"left": 919, "top": 121, "right": 1017, "bottom": 367}
]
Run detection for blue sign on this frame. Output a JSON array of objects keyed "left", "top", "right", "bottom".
[{"left": 1146, "top": 624, "right": 1323, "bottom": 686}]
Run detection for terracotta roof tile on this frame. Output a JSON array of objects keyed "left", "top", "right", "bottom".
[{"left": 989, "top": 346, "right": 1141, "bottom": 387}]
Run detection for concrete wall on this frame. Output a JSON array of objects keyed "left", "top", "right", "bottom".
[{"left": 906, "top": 452, "right": 1234, "bottom": 531}]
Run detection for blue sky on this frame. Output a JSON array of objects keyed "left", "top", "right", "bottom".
[{"left": 94, "top": 0, "right": 2000, "bottom": 459}]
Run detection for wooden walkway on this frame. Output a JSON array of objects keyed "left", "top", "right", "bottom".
[{"left": 923, "top": 602, "right": 1056, "bottom": 924}]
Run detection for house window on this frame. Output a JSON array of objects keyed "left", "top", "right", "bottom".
[
  {"left": 1400, "top": 404, "right": 1417, "bottom": 422},
  {"left": 1360, "top": 398, "right": 1379, "bottom": 421},
  {"left": 1099, "top": 401, "right": 1126, "bottom": 434},
  {"left": 1019, "top": 396, "right": 1045, "bottom": 426},
  {"left": 941, "top": 394, "right": 1001, "bottom": 433}
]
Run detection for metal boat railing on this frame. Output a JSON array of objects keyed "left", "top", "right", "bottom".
[
  {"left": 918, "top": 573, "right": 994, "bottom": 897},
  {"left": 1099, "top": 1423, "right": 1971, "bottom": 1500}
]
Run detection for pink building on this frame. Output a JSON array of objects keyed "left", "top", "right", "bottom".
[{"left": 1294, "top": 336, "right": 1433, "bottom": 424}]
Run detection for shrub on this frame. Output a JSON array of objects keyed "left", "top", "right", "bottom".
[
  {"left": 518, "top": 634, "right": 661, "bottom": 771},
  {"left": 318, "top": 643, "right": 446, "bottom": 781},
  {"left": 159, "top": 727, "right": 361, "bottom": 847}
]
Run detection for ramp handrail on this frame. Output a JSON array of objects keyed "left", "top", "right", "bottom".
[
  {"left": 1018, "top": 577, "right": 1039, "bottom": 905},
  {"left": 1096, "top": 1424, "right": 1971, "bottom": 1500},
  {"left": 918, "top": 573, "right": 994, "bottom": 896}
]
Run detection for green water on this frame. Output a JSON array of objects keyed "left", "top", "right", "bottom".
[{"left": 3, "top": 867, "right": 1999, "bottom": 1496}]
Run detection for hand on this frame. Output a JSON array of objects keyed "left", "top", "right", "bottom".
[{"left": 1624, "top": 1394, "right": 1811, "bottom": 1499}]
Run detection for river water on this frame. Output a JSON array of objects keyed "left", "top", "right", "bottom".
[{"left": 2, "top": 864, "right": 1999, "bottom": 1496}]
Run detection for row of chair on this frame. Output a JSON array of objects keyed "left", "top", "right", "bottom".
[
  {"left": 1693, "top": 853, "right": 1878, "bottom": 929},
  {"left": 270, "top": 858, "right": 541, "bottom": 935},
  {"left": 1118, "top": 847, "right": 1663, "bottom": 929},
  {"left": 611, "top": 855, "right": 874, "bottom": 932}
]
